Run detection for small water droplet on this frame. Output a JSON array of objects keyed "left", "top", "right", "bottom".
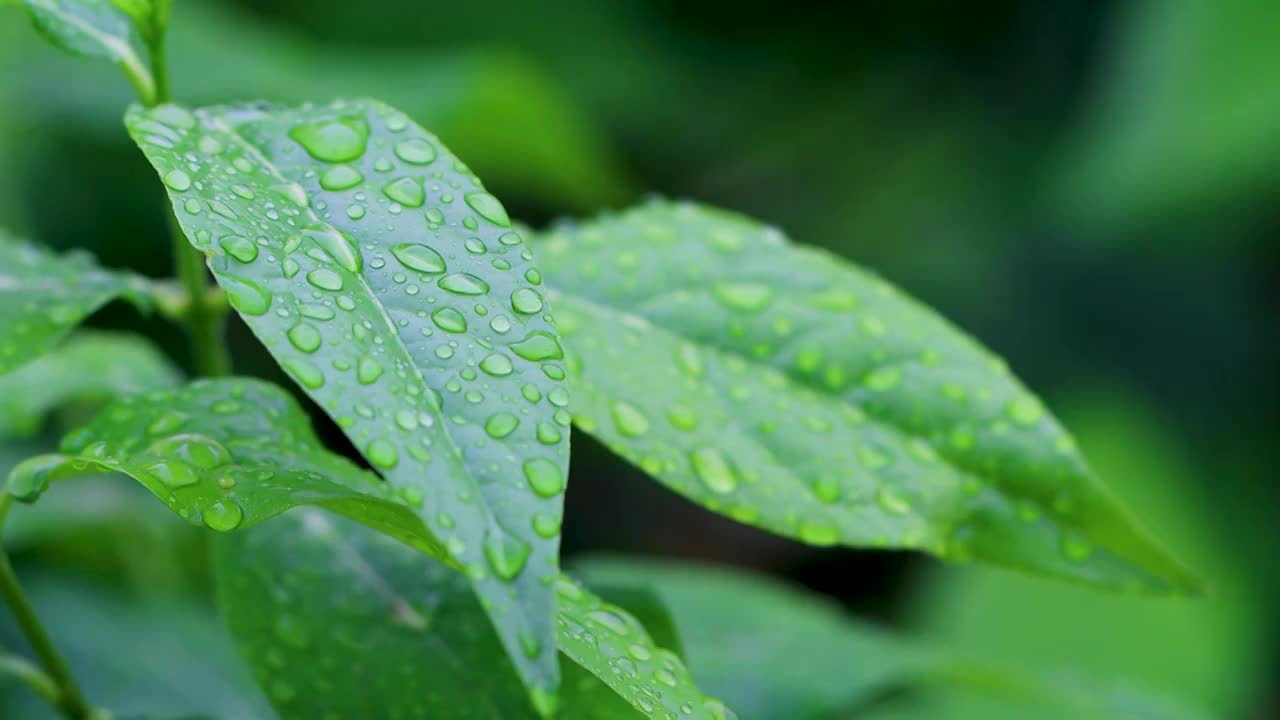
[
  {"left": 479, "top": 353, "right": 514, "bottom": 376},
  {"left": 367, "top": 439, "right": 399, "bottom": 469},
  {"left": 306, "top": 267, "right": 344, "bottom": 292},
  {"left": 610, "top": 401, "right": 649, "bottom": 437},
  {"left": 712, "top": 282, "right": 772, "bottom": 312},
  {"left": 522, "top": 458, "right": 564, "bottom": 497},
  {"left": 382, "top": 177, "right": 425, "bottom": 208},
  {"left": 690, "top": 447, "right": 737, "bottom": 494},
  {"left": 511, "top": 288, "right": 544, "bottom": 315},
  {"left": 163, "top": 169, "right": 192, "bottom": 191},
  {"left": 438, "top": 273, "right": 490, "bottom": 296},
  {"left": 483, "top": 528, "right": 530, "bottom": 580},
  {"left": 394, "top": 138, "right": 437, "bottom": 165},
  {"left": 484, "top": 412, "right": 519, "bottom": 438},
  {"left": 463, "top": 191, "right": 511, "bottom": 227}
]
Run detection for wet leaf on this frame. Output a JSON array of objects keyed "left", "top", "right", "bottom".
[
  {"left": 15, "top": 0, "right": 154, "bottom": 100},
  {"left": 135, "top": 97, "right": 569, "bottom": 699},
  {"left": 0, "top": 331, "right": 182, "bottom": 437},
  {"left": 213, "top": 509, "right": 734, "bottom": 719},
  {"left": 538, "top": 200, "right": 1198, "bottom": 592},
  {"left": 0, "top": 230, "right": 151, "bottom": 376}
]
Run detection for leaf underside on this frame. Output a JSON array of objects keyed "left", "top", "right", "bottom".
[
  {"left": 213, "top": 510, "right": 735, "bottom": 720},
  {"left": 536, "top": 200, "right": 1198, "bottom": 593},
  {"left": 124, "top": 99, "right": 569, "bottom": 697},
  {"left": 0, "top": 230, "right": 149, "bottom": 376}
]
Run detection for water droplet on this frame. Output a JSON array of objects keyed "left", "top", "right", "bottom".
[
  {"left": 391, "top": 243, "right": 447, "bottom": 274},
  {"left": 464, "top": 192, "right": 511, "bottom": 227},
  {"left": 320, "top": 164, "right": 363, "bottom": 191},
  {"left": 306, "top": 267, "right": 344, "bottom": 292},
  {"left": 511, "top": 288, "right": 544, "bottom": 314},
  {"left": 862, "top": 366, "right": 901, "bottom": 391},
  {"left": 690, "top": 447, "right": 737, "bottom": 494},
  {"left": 1006, "top": 394, "right": 1043, "bottom": 426},
  {"left": 876, "top": 486, "right": 912, "bottom": 515},
  {"left": 382, "top": 177, "right": 425, "bottom": 208},
  {"left": 305, "top": 228, "right": 362, "bottom": 273},
  {"left": 367, "top": 439, "right": 399, "bottom": 469},
  {"left": 536, "top": 422, "right": 561, "bottom": 444},
  {"left": 675, "top": 343, "right": 705, "bottom": 378},
  {"left": 483, "top": 528, "right": 530, "bottom": 580},
  {"left": 202, "top": 499, "right": 244, "bottom": 531},
  {"left": 163, "top": 169, "right": 192, "bottom": 191},
  {"left": 357, "top": 356, "right": 383, "bottom": 385},
  {"left": 143, "top": 460, "right": 198, "bottom": 488},
  {"left": 479, "top": 353, "right": 514, "bottom": 376},
  {"left": 289, "top": 118, "right": 368, "bottom": 163},
  {"left": 797, "top": 519, "right": 839, "bottom": 546},
  {"left": 287, "top": 323, "right": 322, "bottom": 353},
  {"left": 431, "top": 307, "right": 468, "bottom": 333},
  {"left": 1062, "top": 531, "right": 1092, "bottom": 561},
  {"left": 610, "top": 402, "right": 649, "bottom": 437},
  {"left": 510, "top": 331, "right": 564, "bottom": 361},
  {"left": 484, "top": 412, "right": 519, "bottom": 438},
  {"left": 438, "top": 273, "right": 490, "bottom": 296},
  {"left": 665, "top": 404, "right": 699, "bottom": 430},
  {"left": 218, "top": 235, "right": 258, "bottom": 263},
  {"left": 284, "top": 360, "right": 325, "bottom": 389},
  {"left": 712, "top": 282, "right": 772, "bottom": 312},
  {"left": 532, "top": 512, "right": 560, "bottom": 538},
  {"left": 393, "top": 138, "right": 436, "bottom": 165},
  {"left": 522, "top": 458, "right": 564, "bottom": 497},
  {"left": 145, "top": 433, "right": 232, "bottom": 469}
]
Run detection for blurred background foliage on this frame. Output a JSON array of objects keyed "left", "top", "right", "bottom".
[{"left": 0, "top": 0, "right": 1275, "bottom": 718}]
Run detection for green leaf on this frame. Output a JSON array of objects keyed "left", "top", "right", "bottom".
[
  {"left": 213, "top": 508, "right": 733, "bottom": 720},
  {"left": 575, "top": 557, "right": 1211, "bottom": 720},
  {"left": 0, "top": 570, "right": 269, "bottom": 719},
  {"left": 536, "top": 200, "right": 1198, "bottom": 592},
  {"left": 5, "top": 378, "right": 454, "bottom": 555},
  {"left": 15, "top": 0, "right": 155, "bottom": 101},
  {"left": 124, "top": 99, "right": 570, "bottom": 698},
  {"left": 0, "top": 331, "right": 181, "bottom": 437},
  {"left": 0, "top": 230, "right": 151, "bottom": 376},
  {"left": 108, "top": 0, "right": 168, "bottom": 46}
]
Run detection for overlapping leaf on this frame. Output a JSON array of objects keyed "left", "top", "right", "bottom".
[
  {"left": 124, "top": 100, "right": 569, "bottom": 698},
  {"left": 15, "top": 0, "right": 154, "bottom": 100},
  {"left": 0, "top": 231, "right": 151, "bottom": 375},
  {"left": 575, "top": 557, "right": 1210, "bottom": 720},
  {"left": 537, "top": 200, "right": 1197, "bottom": 592},
  {"left": 5, "top": 379, "right": 447, "bottom": 556},
  {"left": 213, "top": 509, "right": 733, "bottom": 720},
  {"left": 0, "top": 331, "right": 181, "bottom": 437}
]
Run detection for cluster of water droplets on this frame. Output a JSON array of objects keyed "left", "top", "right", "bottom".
[
  {"left": 537, "top": 200, "right": 1099, "bottom": 565},
  {"left": 554, "top": 576, "right": 738, "bottom": 720}
]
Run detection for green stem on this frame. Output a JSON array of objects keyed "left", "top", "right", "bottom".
[
  {"left": 147, "top": 21, "right": 231, "bottom": 378},
  {"left": 0, "top": 495, "right": 93, "bottom": 720}
]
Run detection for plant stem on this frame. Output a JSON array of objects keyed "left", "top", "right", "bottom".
[
  {"left": 148, "top": 21, "right": 231, "bottom": 377},
  {"left": 0, "top": 495, "right": 93, "bottom": 719}
]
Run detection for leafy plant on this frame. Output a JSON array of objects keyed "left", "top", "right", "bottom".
[{"left": 0, "top": 2, "right": 1205, "bottom": 719}]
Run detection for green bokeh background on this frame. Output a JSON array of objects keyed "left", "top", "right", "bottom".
[{"left": 1, "top": 1, "right": 1275, "bottom": 718}]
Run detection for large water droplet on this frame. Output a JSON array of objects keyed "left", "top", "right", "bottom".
[
  {"left": 510, "top": 331, "right": 564, "bottom": 361},
  {"left": 382, "top": 177, "right": 425, "bottom": 208},
  {"left": 394, "top": 138, "right": 436, "bottom": 165},
  {"left": 306, "top": 267, "right": 344, "bottom": 292},
  {"left": 391, "top": 243, "right": 447, "bottom": 274},
  {"left": 522, "top": 458, "right": 564, "bottom": 497},
  {"left": 366, "top": 439, "right": 399, "bottom": 469},
  {"left": 284, "top": 359, "right": 325, "bottom": 389},
  {"left": 357, "top": 356, "right": 383, "bottom": 385},
  {"left": 479, "top": 353, "right": 514, "bottom": 376},
  {"left": 320, "top": 164, "right": 363, "bottom": 191},
  {"left": 510, "top": 288, "right": 544, "bottom": 315},
  {"left": 484, "top": 412, "right": 519, "bottom": 438},
  {"left": 438, "top": 273, "right": 490, "bottom": 296},
  {"left": 690, "top": 447, "right": 737, "bottom": 494},
  {"left": 483, "top": 528, "right": 531, "bottom": 580},
  {"left": 610, "top": 401, "right": 650, "bottom": 437},
  {"left": 218, "top": 274, "right": 271, "bottom": 315},
  {"left": 463, "top": 192, "right": 511, "bottom": 227},
  {"left": 218, "top": 235, "right": 258, "bottom": 263},
  {"left": 287, "top": 323, "right": 322, "bottom": 353},
  {"left": 163, "top": 169, "right": 192, "bottom": 192},
  {"left": 289, "top": 118, "right": 368, "bottom": 163},
  {"left": 146, "top": 433, "right": 232, "bottom": 469},
  {"left": 202, "top": 499, "right": 244, "bottom": 531},
  {"left": 305, "top": 228, "right": 362, "bottom": 273}
]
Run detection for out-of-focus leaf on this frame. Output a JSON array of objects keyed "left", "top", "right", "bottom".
[
  {"left": 537, "top": 200, "right": 1198, "bottom": 592},
  {"left": 125, "top": 99, "right": 570, "bottom": 700},
  {"left": 906, "top": 385, "right": 1267, "bottom": 718},
  {"left": 13, "top": 1, "right": 631, "bottom": 210},
  {"left": 14, "top": 0, "right": 154, "bottom": 101},
  {"left": 575, "top": 557, "right": 1212, "bottom": 720},
  {"left": 0, "top": 570, "right": 268, "bottom": 719},
  {"left": 0, "top": 331, "right": 181, "bottom": 437},
  {"left": 109, "top": 0, "right": 168, "bottom": 46},
  {"left": 213, "top": 509, "right": 735, "bottom": 720},
  {"left": 0, "top": 231, "right": 151, "bottom": 376},
  {"left": 1055, "top": 0, "right": 1280, "bottom": 238}
]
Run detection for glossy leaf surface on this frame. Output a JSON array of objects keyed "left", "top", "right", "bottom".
[
  {"left": 213, "top": 509, "right": 734, "bottom": 719},
  {"left": 538, "top": 200, "right": 1197, "bottom": 592},
  {"left": 16, "top": 0, "right": 154, "bottom": 99},
  {"left": 0, "top": 331, "right": 181, "bottom": 437},
  {"left": 125, "top": 99, "right": 569, "bottom": 696},
  {"left": 0, "top": 230, "right": 150, "bottom": 375}
]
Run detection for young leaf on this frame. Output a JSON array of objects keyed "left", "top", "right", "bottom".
[
  {"left": 5, "top": 378, "right": 455, "bottom": 556},
  {"left": 0, "top": 331, "right": 181, "bottom": 437},
  {"left": 123, "top": 99, "right": 570, "bottom": 698},
  {"left": 212, "top": 509, "right": 735, "bottom": 720},
  {"left": 575, "top": 557, "right": 1211, "bottom": 720},
  {"left": 0, "top": 231, "right": 151, "bottom": 376},
  {"left": 536, "top": 200, "right": 1198, "bottom": 593},
  {"left": 15, "top": 0, "right": 155, "bottom": 101},
  {"left": 108, "top": 0, "right": 168, "bottom": 46}
]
